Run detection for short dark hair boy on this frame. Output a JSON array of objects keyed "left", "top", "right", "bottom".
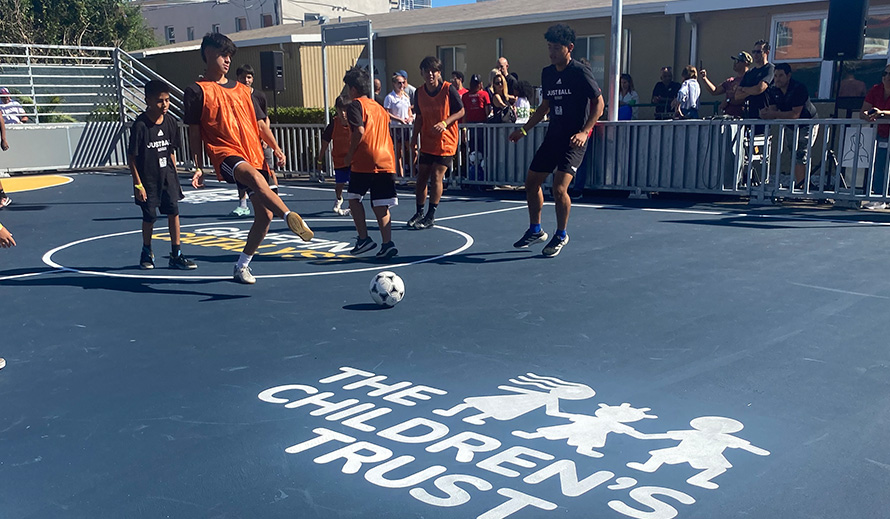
[{"left": 128, "top": 80, "right": 197, "bottom": 270}]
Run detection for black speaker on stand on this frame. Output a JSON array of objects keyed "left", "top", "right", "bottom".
[
  {"left": 823, "top": 0, "right": 869, "bottom": 61},
  {"left": 260, "top": 51, "right": 285, "bottom": 120}
]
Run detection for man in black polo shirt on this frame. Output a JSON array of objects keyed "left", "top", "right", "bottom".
[
  {"left": 760, "top": 62, "right": 818, "bottom": 188},
  {"left": 652, "top": 67, "right": 680, "bottom": 120},
  {"left": 736, "top": 40, "right": 775, "bottom": 119},
  {"left": 508, "top": 24, "right": 604, "bottom": 258}
]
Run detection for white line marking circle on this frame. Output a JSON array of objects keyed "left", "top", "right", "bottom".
[{"left": 41, "top": 219, "right": 474, "bottom": 280}]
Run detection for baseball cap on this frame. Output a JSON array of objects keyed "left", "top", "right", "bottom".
[
  {"left": 470, "top": 74, "right": 481, "bottom": 82},
  {"left": 731, "top": 51, "right": 753, "bottom": 64},
  {"left": 396, "top": 69, "right": 408, "bottom": 79},
  {"left": 0, "top": 87, "right": 9, "bottom": 95}
]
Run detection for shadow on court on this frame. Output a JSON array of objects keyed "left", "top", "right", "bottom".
[{"left": 2, "top": 272, "right": 249, "bottom": 302}]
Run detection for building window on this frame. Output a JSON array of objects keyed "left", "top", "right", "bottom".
[
  {"left": 571, "top": 35, "right": 606, "bottom": 87},
  {"left": 304, "top": 13, "right": 320, "bottom": 21},
  {"left": 235, "top": 17, "right": 247, "bottom": 32},
  {"left": 165, "top": 26, "right": 175, "bottom": 44},
  {"left": 187, "top": 27, "right": 195, "bottom": 41},
  {"left": 438, "top": 45, "right": 466, "bottom": 76},
  {"left": 212, "top": 24, "right": 220, "bottom": 33},
  {"left": 262, "top": 14, "right": 274, "bottom": 27}
]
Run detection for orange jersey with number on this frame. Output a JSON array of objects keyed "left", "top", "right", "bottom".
[
  {"left": 417, "top": 80, "right": 459, "bottom": 156},
  {"left": 197, "top": 81, "right": 265, "bottom": 175},
  {"left": 350, "top": 97, "right": 395, "bottom": 174}
]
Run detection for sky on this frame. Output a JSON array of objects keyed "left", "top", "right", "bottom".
[{"left": 432, "top": 0, "right": 475, "bottom": 7}]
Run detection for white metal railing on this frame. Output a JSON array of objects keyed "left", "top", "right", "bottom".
[{"left": 0, "top": 43, "right": 183, "bottom": 124}]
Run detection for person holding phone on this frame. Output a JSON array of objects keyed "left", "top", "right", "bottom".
[{"left": 861, "top": 63, "right": 890, "bottom": 205}]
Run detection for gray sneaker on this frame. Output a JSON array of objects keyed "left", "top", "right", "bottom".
[
  {"left": 413, "top": 213, "right": 435, "bottom": 229},
  {"left": 139, "top": 249, "right": 155, "bottom": 270},
  {"left": 406, "top": 211, "right": 423, "bottom": 228},
  {"left": 542, "top": 234, "right": 569, "bottom": 257},
  {"left": 233, "top": 265, "right": 256, "bottom": 284},
  {"left": 513, "top": 229, "right": 548, "bottom": 248}
]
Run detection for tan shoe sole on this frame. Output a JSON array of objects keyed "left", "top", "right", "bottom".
[{"left": 286, "top": 212, "right": 314, "bottom": 242}]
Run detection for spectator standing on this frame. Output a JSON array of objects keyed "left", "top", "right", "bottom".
[
  {"left": 760, "top": 63, "right": 818, "bottom": 189},
  {"left": 0, "top": 116, "right": 9, "bottom": 209},
  {"left": 700, "top": 52, "right": 751, "bottom": 117},
  {"left": 461, "top": 74, "right": 491, "bottom": 123},
  {"left": 374, "top": 78, "right": 386, "bottom": 106},
  {"left": 384, "top": 72, "right": 413, "bottom": 183},
  {"left": 397, "top": 69, "right": 416, "bottom": 99},
  {"left": 488, "top": 70, "right": 516, "bottom": 123},
  {"left": 652, "top": 67, "right": 681, "bottom": 120},
  {"left": 618, "top": 73, "right": 639, "bottom": 120},
  {"left": 0, "top": 88, "right": 28, "bottom": 124},
  {"left": 861, "top": 63, "right": 890, "bottom": 205},
  {"left": 673, "top": 65, "right": 701, "bottom": 119},
  {"left": 497, "top": 57, "right": 519, "bottom": 98},
  {"left": 451, "top": 71, "right": 468, "bottom": 96},
  {"left": 515, "top": 80, "right": 534, "bottom": 124},
  {"left": 735, "top": 40, "right": 775, "bottom": 119}
]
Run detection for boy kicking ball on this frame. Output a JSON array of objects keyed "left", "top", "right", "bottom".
[
  {"left": 186, "top": 33, "right": 313, "bottom": 284},
  {"left": 128, "top": 80, "right": 197, "bottom": 270},
  {"left": 342, "top": 66, "right": 399, "bottom": 259}
]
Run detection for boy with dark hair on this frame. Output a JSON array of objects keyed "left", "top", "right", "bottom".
[
  {"left": 230, "top": 63, "right": 279, "bottom": 217},
  {"left": 509, "top": 23, "right": 604, "bottom": 257},
  {"left": 342, "top": 66, "right": 399, "bottom": 259},
  {"left": 408, "top": 55, "right": 465, "bottom": 230},
  {"left": 186, "top": 33, "right": 313, "bottom": 284},
  {"left": 317, "top": 94, "right": 352, "bottom": 216},
  {"left": 129, "top": 80, "right": 197, "bottom": 270}
]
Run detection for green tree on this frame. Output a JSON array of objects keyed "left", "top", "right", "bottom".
[{"left": 0, "top": 0, "right": 157, "bottom": 50}]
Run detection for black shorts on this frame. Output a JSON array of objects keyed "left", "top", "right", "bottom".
[
  {"left": 220, "top": 155, "right": 271, "bottom": 196},
  {"left": 137, "top": 169, "right": 183, "bottom": 223},
  {"left": 418, "top": 153, "right": 453, "bottom": 169},
  {"left": 529, "top": 136, "right": 588, "bottom": 176},
  {"left": 347, "top": 172, "right": 398, "bottom": 207}
]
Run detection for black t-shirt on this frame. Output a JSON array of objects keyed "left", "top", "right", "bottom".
[
  {"left": 652, "top": 81, "right": 681, "bottom": 118},
  {"left": 252, "top": 89, "right": 268, "bottom": 120},
  {"left": 740, "top": 63, "right": 775, "bottom": 117},
  {"left": 541, "top": 59, "right": 602, "bottom": 138},
  {"left": 412, "top": 82, "right": 464, "bottom": 128},
  {"left": 767, "top": 78, "right": 817, "bottom": 119},
  {"left": 127, "top": 112, "right": 180, "bottom": 189},
  {"left": 183, "top": 79, "right": 265, "bottom": 125},
  {"left": 346, "top": 100, "right": 366, "bottom": 130}
]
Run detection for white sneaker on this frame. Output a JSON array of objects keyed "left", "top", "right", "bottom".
[
  {"left": 233, "top": 265, "right": 256, "bottom": 284},
  {"left": 864, "top": 201, "right": 887, "bottom": 210},
  {"left": 333, "top": 198, "right": 343, "bottom": 213}
]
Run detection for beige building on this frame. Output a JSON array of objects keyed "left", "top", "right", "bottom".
[{"left": 134, "top": 0, "right": 890, "bottom": 113}]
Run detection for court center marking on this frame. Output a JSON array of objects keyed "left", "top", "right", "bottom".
[{"left": 37, "top": 219, "right": 475, "bottom": 281}]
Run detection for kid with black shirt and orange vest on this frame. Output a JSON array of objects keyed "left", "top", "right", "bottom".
[
  {"left": 184, "top": 33, "right": 313, "bottom": 284},
  {"left": 408, "top": 56, "right": 464, "bottom": 230},
  {"left": 317, "top": 94, "right": 353, "bottom": 216},
  {"left": 129, "top": 80, "right": 197, "bottom": 271},
  {"left": 509, "top": 24, "right": 603, "bottom": 258},
  {"left": 342, "top": 66, "right": 400, "bottom": 259}
]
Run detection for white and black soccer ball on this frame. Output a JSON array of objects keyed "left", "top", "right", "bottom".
[{"left": 370, "top": 271, "right": 405, "bottom": 307}]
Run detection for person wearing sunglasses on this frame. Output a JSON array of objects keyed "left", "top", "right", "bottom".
[
  {"left": 735, "top": 40, "right": 775, "bottom": 120},
  {"left": 861, "top": 64, "right": 890, "bottom": 204}
]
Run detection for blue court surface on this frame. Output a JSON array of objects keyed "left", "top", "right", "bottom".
[{"left": 1, "top": 171, "right": 889, "bottom": 519}]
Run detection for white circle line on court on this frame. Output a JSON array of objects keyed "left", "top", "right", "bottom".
[{"left": 38, "top": 219, "right": 474, "bottom": 281}]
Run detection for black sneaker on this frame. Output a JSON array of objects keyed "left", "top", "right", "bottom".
[
  {"left": 513, "top": 229, "right": 549, "bottom": 248},
  {"left": 406, "top": 211, "right": 423, "bottom": 228},
  {"left": 139, "top": 250, "right": 155, "bottom": 270},
  {"left": 414, "top": 213, "right": 435, "bottom": 229},
  {"left": 376, "top": 241, "right": 398, "bottom": 259},
  {"left": 169, "top": 253, "right": 198, "bottom": 270},
  {"left": 542, "top": 234, "right": 569, "bottom": 257},
  {"left": 351, "top": 236, "right": 377, "bottom": 255}
]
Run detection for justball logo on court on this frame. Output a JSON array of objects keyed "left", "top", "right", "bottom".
[{"left": 258, "top": 367, "right": 769, "bottom": 519}]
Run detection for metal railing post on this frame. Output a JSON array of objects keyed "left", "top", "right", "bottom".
[{"left": 113, "top": 48, "right": 126, "bottom": 124}]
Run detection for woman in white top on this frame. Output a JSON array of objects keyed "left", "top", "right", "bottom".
[
  {"left": 514, "top": 80, "right": 533, "bottom": 124},
  {"left": 383, "top": 73, "right": 414, "bottom": 181},
  {"left": 673, "top": 65, "right": 701, "bottom": 119},
  {"left": 618, "top": 74, "right": 639, "bottom": 120}
]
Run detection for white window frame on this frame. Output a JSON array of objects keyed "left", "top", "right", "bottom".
[
  {"left": 573, "top": 34, "right": 607, "bottom": 86},
  {"left": 165, "top": 26, "right": 175, "bottom": 44},
  {"left": 437, "top": 45, "right": 467, "bottom": 75},
  {"left": 186, "top": 27, "right": 195, "bottom": 41},
  {"left": 235, "top": 17, "right": 247, "bottom": 32}
]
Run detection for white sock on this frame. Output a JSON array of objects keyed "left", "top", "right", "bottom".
[
  {"left": 236, "top": 252, "right": 253, "bottom": 269},
  {"left": 284, "top": 210, "right": 291, "bottom": 220},
  {"left": 239, "top": 197, "right": 248, "bottom": 210}
]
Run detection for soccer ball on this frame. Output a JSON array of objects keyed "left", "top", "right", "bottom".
[{"left": 370, "top": 271, "right": 405, "bottom": 307}]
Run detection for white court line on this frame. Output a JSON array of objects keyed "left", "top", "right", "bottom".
[
  {"left": 788, "top": 282, "right": 890, "bottom": 300},
  {"left": 437, "top": 206, "right": 528, "bottom": 221},
  {"left": 0, "top": 271, "right": 58, "bottom": 282},
  {"left": 35, "top": 219, "right": 474, "bottom": 281}
]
